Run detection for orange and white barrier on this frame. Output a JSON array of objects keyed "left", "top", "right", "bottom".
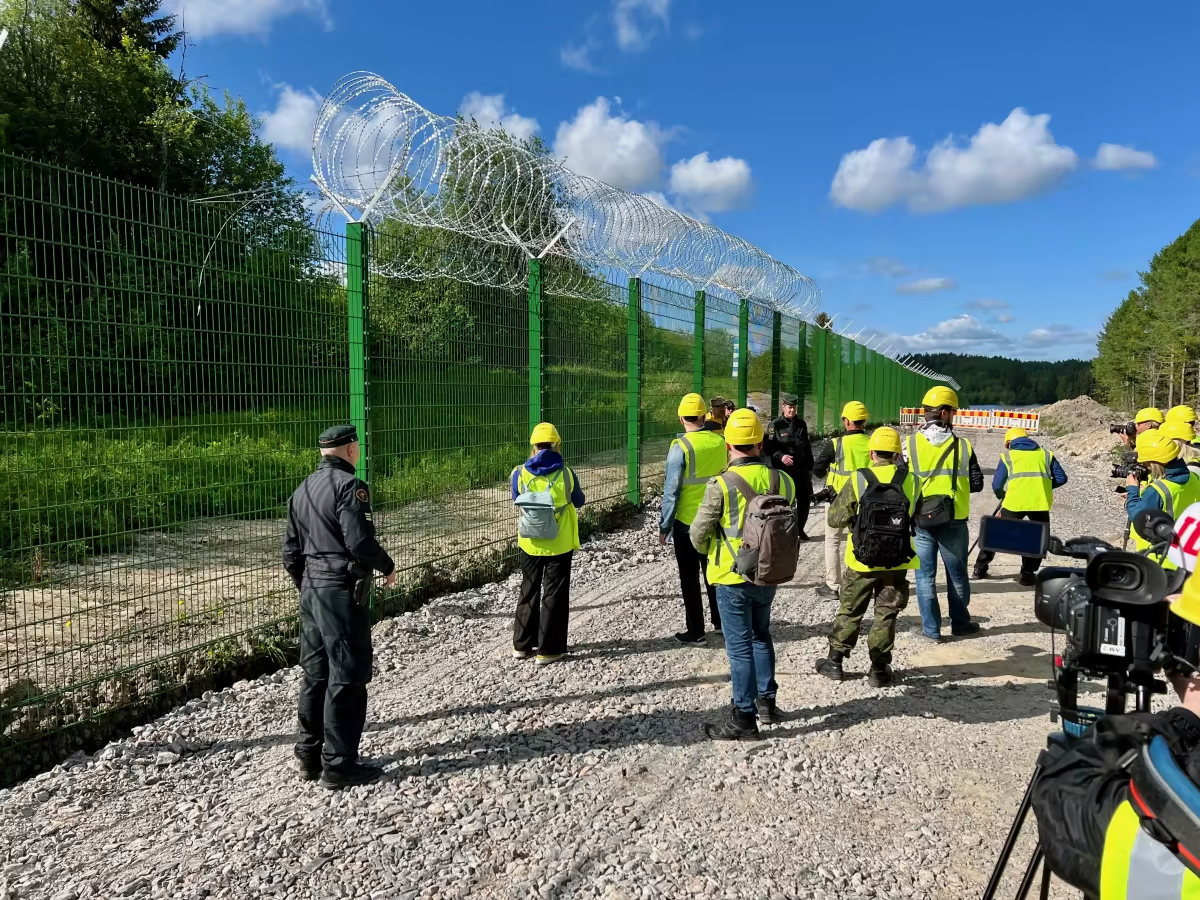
[{"left": 896, "top": 408, "right": 1040, "bottom": 433}]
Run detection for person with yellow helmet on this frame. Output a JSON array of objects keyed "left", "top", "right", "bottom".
[
  {"left": 813, "top": 427, "right": 917, "bottom": 688},
  {"left": 972, "top": 427, "right": 1068, "bottom": 586},
  {"left": 764, "top": 392, "right": 815, "bottom": 541},
  {"left": 812, "top": 400, "right": 872, "bottom": 600},
  {"left": 1030, "top": 576, "right": 1200, "bottom": 898},
  {"left": 1118, "top": 407, "right": 1164, "bottom": 450},
  {"left": 903, "top": 385, "right": 985, "bottom": 642},
  {"left": 690, "top": 408, "right": 796, "bottom": 740},
  {"left": 659, "top": 393, "right": 730, "bottom": 644},
  {"left": 510, "top": 422, "right": 586, "bottom": 666},
  {"left": 1125, "top": 431, "right": 1200, "bottom": 570},
  {"left": 1167, "top": 405, "right": 1197, "bottom": 425},
  {"left": 702, "top": 396, "right": 729, "bottom": 434},
  {"left": 1162, "top": 420, "right": 1200, "bottom": 478}
]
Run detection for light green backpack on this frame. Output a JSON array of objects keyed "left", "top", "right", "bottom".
[{"left": 515, "top": 469, "right": 565, "bottom": 540}]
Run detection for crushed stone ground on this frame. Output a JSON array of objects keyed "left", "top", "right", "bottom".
[{"left": 0, "top": 432, "right": 1131, "bottom": 900}]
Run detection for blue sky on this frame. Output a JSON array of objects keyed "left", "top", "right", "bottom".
[{"left": 168, "top": 0, "right": 1200, "bottom": 361}]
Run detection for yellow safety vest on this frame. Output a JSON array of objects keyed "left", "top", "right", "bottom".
[
  {"left": 705, "top": 463, "right": 796, "bottom": 586},
  {"left": 705, "top": 414, "right": 724, "bottom": 434},
  {"left": 670, "top": 431, "right": 728, "bottom": 526},
  {"left": 1131, "top": 473, "right": 1200, "bottom": 570},
  {"left": 827, "top": 432, "right": 871, "bottom": 494},
  {"left": 845, "top": 464, "right": 919, "bottom": 572},
  {"left": 1101, "top": 800, "right": 1200, "bottom": 898},
  {"left": 999, "top": 448, "right": 1055, "bottom": 513},
  {"left": 514, "top": 465, "right": 580, "bottom": 557},
  {"left": 906, "top": 433, "right": 974, "bottom": 521}
]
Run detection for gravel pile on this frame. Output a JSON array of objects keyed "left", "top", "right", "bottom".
[
  {"left": 0, "top": 438, "right": 1130, "bottom": 900},
  {"left": 1038, "top": 395, "right": 1123, "bottom": 472}
]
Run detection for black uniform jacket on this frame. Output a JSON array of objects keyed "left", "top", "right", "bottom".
[
  {"left": 764, "top": 415, "right": 814, "bottom": 473},
  {"left": 1031, "top": 706, "right": 1200, "bottom": 897},
  {"left": 282, "top": 456, "right": 396, "bottom": 589}
]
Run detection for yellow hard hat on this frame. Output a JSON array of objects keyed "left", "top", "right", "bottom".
[
  {"left": 1137, "top": 431, "right": 1179, "bottom": 464},
  {"left": 724, "top": 408, "right": 764, "bottom": 445},
  {"left": 1136, "top": 407, "right": 1165, "bottom": 425},
  {"left": 1163, "top": 420, "right": 1197, "bottom": 443},
  {"left": 1174, "top": 575, "right": 1200, "bottom": 627},
  {"left": 868, "top": 427, "right": 902, "bottom": 454},
  {"left": 677, "top": 393, "right": 707, "bottom": 417},
  {"left": 1005, "top": 427, "right": 1028, "bottom": 443},
  {"left": 922, "top": 386, "right": 960, "bottom": 409},
  {"left": 1167, "top": 405, "right": 1198, "bottom": 425},
  {"left": 841, "top": 400, "right": 868, "bottom": 422},
  {"left": 529, "top": 422, "right": 561, "bottom": 448}
]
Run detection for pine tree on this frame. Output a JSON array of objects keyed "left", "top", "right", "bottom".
[{"left": 75, "top": 0, "right": 181, "bottom": 57}]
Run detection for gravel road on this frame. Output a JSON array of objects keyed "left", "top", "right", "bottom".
[{"left": 0, "top": 431, "right": 1131, "bottom": 900}]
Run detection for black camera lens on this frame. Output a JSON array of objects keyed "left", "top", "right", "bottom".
[{"left": 1096, "top": 560, "right": 1140, "bottom": 590}]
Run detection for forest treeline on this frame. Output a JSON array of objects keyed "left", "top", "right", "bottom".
[
  {"left": 910, "top": 354, "right": 1093, "bottom": 406},
  {"left": 1094, "top": 217, "right": 1200, "bottom": 412}
]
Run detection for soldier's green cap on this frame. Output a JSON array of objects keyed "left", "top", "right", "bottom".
[
  {"left": 709, "top": 396, "right": 728, "bottom": 407},
  {"left": 318, "top": 424, "right": 358, "bottom": 448},
  {"left": 780, "top": 393, "right": 798, "bottom": 405}
]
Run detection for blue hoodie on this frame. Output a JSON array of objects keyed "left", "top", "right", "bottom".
[
  {"left": 511, "top": 449, "right": 586, "bottom": 508},
  {"left": 1126, "top": 458, "right": 1191, "bottom": 520},
  {"left": 993, "top": 436, "right": 1068, "bottom": 496}
]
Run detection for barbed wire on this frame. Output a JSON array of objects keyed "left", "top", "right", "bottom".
[{"left": 309, "top": 71, "right": 955, "bottom": 385}]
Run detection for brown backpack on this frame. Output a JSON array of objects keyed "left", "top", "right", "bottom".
[{"left": 721, "top": 469, "right": 800, "bottom": 586}]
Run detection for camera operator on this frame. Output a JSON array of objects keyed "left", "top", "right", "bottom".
[
  {"left": 1125, "top": 432, "right": 1200, "bottom": 569},
  {"left": 1116, "top": 407, "right": 1163, "bottom": 449},
  {"left": 1163, "top": 420, "right": 1200, "bottom": 478},
  {"left": 1030, "top": 578, "right": 1200, "bottom": 897}
]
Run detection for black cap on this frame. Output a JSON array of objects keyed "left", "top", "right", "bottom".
[
  {"left": 780, "top": 393, "right": 798, "bottom": 405},
  {"left": 318, "top": 424, "right": 358, "bottom": 448}
]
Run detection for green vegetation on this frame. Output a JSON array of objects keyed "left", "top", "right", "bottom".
[
  {"left": 910, "top": 354, "right": 1093, "bottom": 406},
  {"left": 1094, "top": 217, "right": 1200, "bottom": 412}
]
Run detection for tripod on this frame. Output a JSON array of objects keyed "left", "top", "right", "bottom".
[{"left": 980, "top": 668, "right": 1161, "bottom": 900}]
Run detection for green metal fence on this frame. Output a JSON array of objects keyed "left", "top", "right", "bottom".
[{"left": 0, "top": 152, "right": 944, "bottom": 777}]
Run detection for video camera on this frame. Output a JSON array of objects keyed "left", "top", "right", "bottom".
[
  {"left": 812, "top": 485, "right": 836, "bottom": 505},
  {"left": 1110, "top": 421, "right": 1137, "bottom": 438},
  {"left": 977, "top": 512, "right": 1190, "bottom": 722}
]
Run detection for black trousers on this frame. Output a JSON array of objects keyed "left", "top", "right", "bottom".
[
  {"left": 975, "top": 508, "right": 1050, "bottom": 574},
  {"left": 514, "top": 549, "right": 572, "bottom": 655},
  {"left": 295, "top": 584, "right": 373, "bottom": 771},
  {"left": 673, "top": 519, "right": 719, "bottom": 636},
  {"left": 791, "top": 470, "right": 813, "bottom": 536}
]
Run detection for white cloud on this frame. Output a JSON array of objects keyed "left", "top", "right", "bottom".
[
  {"left": 613, "top": 0, "right": 671, "bottom": 51},
  {"left": 560, "top": 41, "right": 602, "bottom": 73},
  {"left": 965, "top": 298, "right": 1009, "bottom": 311},
  {"left": 866, "top": 256, "right": 913, "bottom": 277},
  {"left": 831, "top": 108, "right": 1079, "bottom": 213},
  {"left": 554, "top": 97, "right": 667, "bottom": 190},
  {"left": 1025, "top": 323, "right": 1095, "bottom": 348},
  {"left": 167, "top": 0, "right": 329, "bottom": 38},
  {"left": 459, "top": 92, "right": 539, "bottom": 142},
  {"left": 995, "top": 314, "right": 1014, "bottom": 324},
  {"left": 668, "top": 152, "right": 753, "bottom": 215},
  {"left": 641, "top": 191, "right": 674, "bottom": 209},
  {"left": 261, "top": 85, "right": 322, "bottom": 155},
  {"left": 1093, "top": 143, "right": 1157, "bottom": 171},
  {"left": 896, "top": 277, "right": 956, "bottom": 295},
  {"left": 886, "top": 315, "right": 1007, "bottom": 352}
]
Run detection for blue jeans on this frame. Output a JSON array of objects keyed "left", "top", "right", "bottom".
[
  {"left": 715, "top": 583, "right": 778, "bottom": 714},
  {"left": 914, "top": 521, "right": 972, "bottom": 638}
]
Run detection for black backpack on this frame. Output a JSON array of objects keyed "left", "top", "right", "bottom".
[{"left": 852, "top": 468, "right": 915, "bottom": 569}]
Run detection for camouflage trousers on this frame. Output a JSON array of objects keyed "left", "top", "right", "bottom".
[{"left": 827, "top": 568, "right": 910, "bottom": 666}]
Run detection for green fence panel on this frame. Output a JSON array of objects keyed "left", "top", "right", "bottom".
[
  {"left": 626, "top": 278, "right": 641, "bottom": 506},
  {"left": 347, "top": 222, "right": 371, "bottom": 485},
  {"left": 770, "top": 312, "right": 782, "bottom": 419},
  {"left": 737, "top": 299, "right": 750, "bottom": 408},
  {"left": 640, "top": 282, "right": 696, "bottom": 494},
  {"left": 703, "top": 294, "right": 739, "bottom": 411},
  {"left": 814, "top": 327, "right": 828, "bottom": 433},
  {"left": 692, "top": 290, "right": 705, "bottom": 394}
]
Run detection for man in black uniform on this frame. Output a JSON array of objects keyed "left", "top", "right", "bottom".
[
  {"left": 764, "top": 393, "right": 814, "bottom": 540},
  {"left": 282, "top": 425, "right": 396, "bottom": 790}
]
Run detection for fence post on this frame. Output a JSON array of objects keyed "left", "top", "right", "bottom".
[
  {"left": 693, "top": 290, "right": 705, "bottom": 394},
  {"left": 796, "top": 320, "right": 808, "bottom": 413},
  {"left": 527, "top": 258, "right": 543, "bottom": 435},
  {"left": 770, "top": 310, "right": 782, "bottom": 418},
  {"left": 831, "top": 333, "right": 843, "bottom": 424},
  {"left": 627, "top": 278, "right": 642, "bottom": 506},
  {"left": 346, "top": 221, "right": 371, "bottom": 486},
  {"left": 814, "top": 326, "right": 827, "bottom": 433},
  {"left": 737, "top": 298, "right": 749, "bottom": 408}
]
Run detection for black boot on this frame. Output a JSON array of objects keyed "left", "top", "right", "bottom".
[
  {"left": 1018, "top": 571, "right": 1037, "bottom": 587},
  {"left": 814, "top": 584, "right": 838, "bottom": 600},
  {"left": 295, "top": 754, "right": 322, "bottom": 782},
  {"left": 704, "top": 706, "right": 760, "bottom": 741},
  {"left": 319, "top": 762, "right": 384, "bottom": 790},
  {"left": 972, "top": 565, "right": 988, "bottom": 579},
  {"left": 755, "top": 696, "right": 781, "bottom": 726},
  {"left": 815, "top": 652, "right": 844, "bottom": 681},
  {"left": 867, "top": 664, "right": 894, "bottom": 688}
]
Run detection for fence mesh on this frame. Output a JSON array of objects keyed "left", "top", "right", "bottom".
[{"left": 0, "top": 152, "right": 940, "bottom": 777}]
